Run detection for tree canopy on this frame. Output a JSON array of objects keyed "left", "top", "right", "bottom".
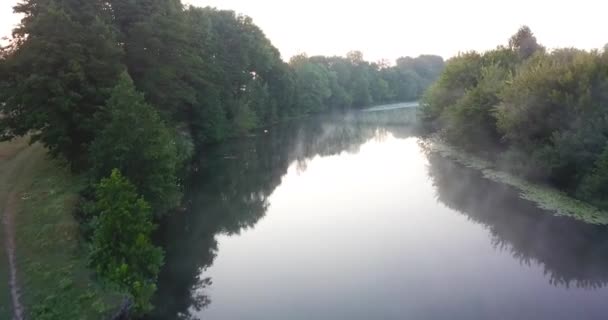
[
  {"left": 421, "top": 25, "right": 608, "bottom": 209},
  {"left": 0, "top": 0, "right": 445, "bottom": 316},
  {"left": 1, "top": 1, "right": 443, "bottom": 162},
  {"left": 0, "top": 0, "right": 123, "bottom": 169},
  {"left": 88, "top": 73, "right": 182, "bottom": 216}
]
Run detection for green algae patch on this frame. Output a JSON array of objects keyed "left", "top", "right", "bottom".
[{"left": 421, "top": 137, "right": 608, "bottom": 225}]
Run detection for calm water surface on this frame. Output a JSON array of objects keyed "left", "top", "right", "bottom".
[{"left": 149, "top": 108, "right": 608, "bottom": 320}]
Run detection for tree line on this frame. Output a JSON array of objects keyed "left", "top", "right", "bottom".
[
  {"left": 0, "top": 0, "right": 443, "bottom": 315},
  {"left": 421, "top": 26, "right": 608, "bottom": 211}
]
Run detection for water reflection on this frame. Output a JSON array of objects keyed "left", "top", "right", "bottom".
[
  {"left": 149, "top": 109, "right": 417, "bottom": 319},
  {"left": 425, "top": 153, "right": 608, "bottom": 289},
  {"left": 149, "top": 108, "right": 608, "bottom": 319}
]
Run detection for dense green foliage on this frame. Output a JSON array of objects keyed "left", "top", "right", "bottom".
[
  {"left": 421, "top": 26, "right": 608, "bottom": 209},
  {"left": 1, "top": 1, "right": 443, "bottom": 164},
  {"left": 90, "top": 169, "right": 163, "bottom": 314},
  {"left": 89, "top": 74, "right": 181, "bottom": 216},
  {"left": 290, "top": 53, "right": 444, "bottom": 113},
  {"left": 0, "top": 0, "right": 443, "bottom": 316},
  {"left": 0, "top": 0, "right": 123, "bottom": 169},
  {"left": 0, "top": 0, "right": 443, "bottom": 212}
]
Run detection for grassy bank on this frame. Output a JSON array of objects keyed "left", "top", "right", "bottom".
[
  {"left": 0, "top": 139, "right": 123, "bottom": 319},
  {"left": 421, "top": 136, "right": 608, "bottom": 225},
  {"left": 0, "top": 139, "right": 30, "bottom": 319}
]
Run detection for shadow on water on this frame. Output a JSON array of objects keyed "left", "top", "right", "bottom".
[
  {"left": 425, "top": 152, "right": 608, "bottom": 289},
  {"left": 148, "top": 109, "right": 418, "bottom": 320},
  {"left": 148, "top": 107, "right": 608, "bottom": 319}
]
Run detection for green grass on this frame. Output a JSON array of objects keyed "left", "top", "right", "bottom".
[
  {"left": 0, "top": 139, "right": 124, "bottom": 319},
  {"left": 422, "top": 136, "right": 608, "bottom": 225},
  {"left": 0, "top": 242, "right": 11, "bottom": 320},
  {"left": 0, "top": 216, "right": 12, "bottom": 319},
  {"left": 0, "top": 138, "right": 31, "bottom": 319}
]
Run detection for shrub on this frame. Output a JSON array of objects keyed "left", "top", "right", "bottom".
[{"left": 578, "top": 145, "right": 608, "bottom": 209}]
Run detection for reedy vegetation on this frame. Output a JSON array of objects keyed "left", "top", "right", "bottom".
[
  {"left": 0, "top": 0, "right": 443, "bottom": 315},
  {"left": 421, "top": 26, "right": 608, "bottom": 211}
]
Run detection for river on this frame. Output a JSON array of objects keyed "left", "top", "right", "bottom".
[{"left": 148, "top": 105, "right": 608, "bottom": 320}]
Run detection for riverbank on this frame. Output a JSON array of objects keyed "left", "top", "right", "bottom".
[
  {"left": 421, "top": 136, "right": 608, "bottom": 225},
  {"left": 0, "top": 138, "right": 123, "bottom": 319}
]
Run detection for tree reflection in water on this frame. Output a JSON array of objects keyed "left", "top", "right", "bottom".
[
  {"left": 425, "top": 152, "right": 608, "bottom": 290},
  {"left": 148, "top": 108, "right": 417, "bottom": 320},
  {"left": 147, "top": 107, "right": 608, "bottom": 319}
]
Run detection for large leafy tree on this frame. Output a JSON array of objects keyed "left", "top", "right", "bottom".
[
  {"left": 420, "top": 51, "right": 482, "bottom": 128},
  {"left": 89, "top": 73, "right": 181, "bottom": 215},
  {"left": 291, "top": 56, "right": 332, "bottom": 113},
  {"left": 0, "top": 0, "right": 123, "bottom": 168},
  {"left": 173, "top": 7, "right": 289, "bottom": 144},
  {"left": 107, "top": 0, "right": 197, "bottom": 121}
]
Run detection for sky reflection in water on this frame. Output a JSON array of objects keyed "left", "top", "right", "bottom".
[{"left": 149, "top": 109, "right": 608, "bottom": 320}]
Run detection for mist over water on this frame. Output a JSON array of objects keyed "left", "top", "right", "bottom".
[{"left": 149, "top": 108, "right": 608, "bottom": 320}]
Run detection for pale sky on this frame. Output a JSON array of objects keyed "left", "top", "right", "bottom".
[{"left": 2, "top": 0, "right": 607, "bottom": 62}]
